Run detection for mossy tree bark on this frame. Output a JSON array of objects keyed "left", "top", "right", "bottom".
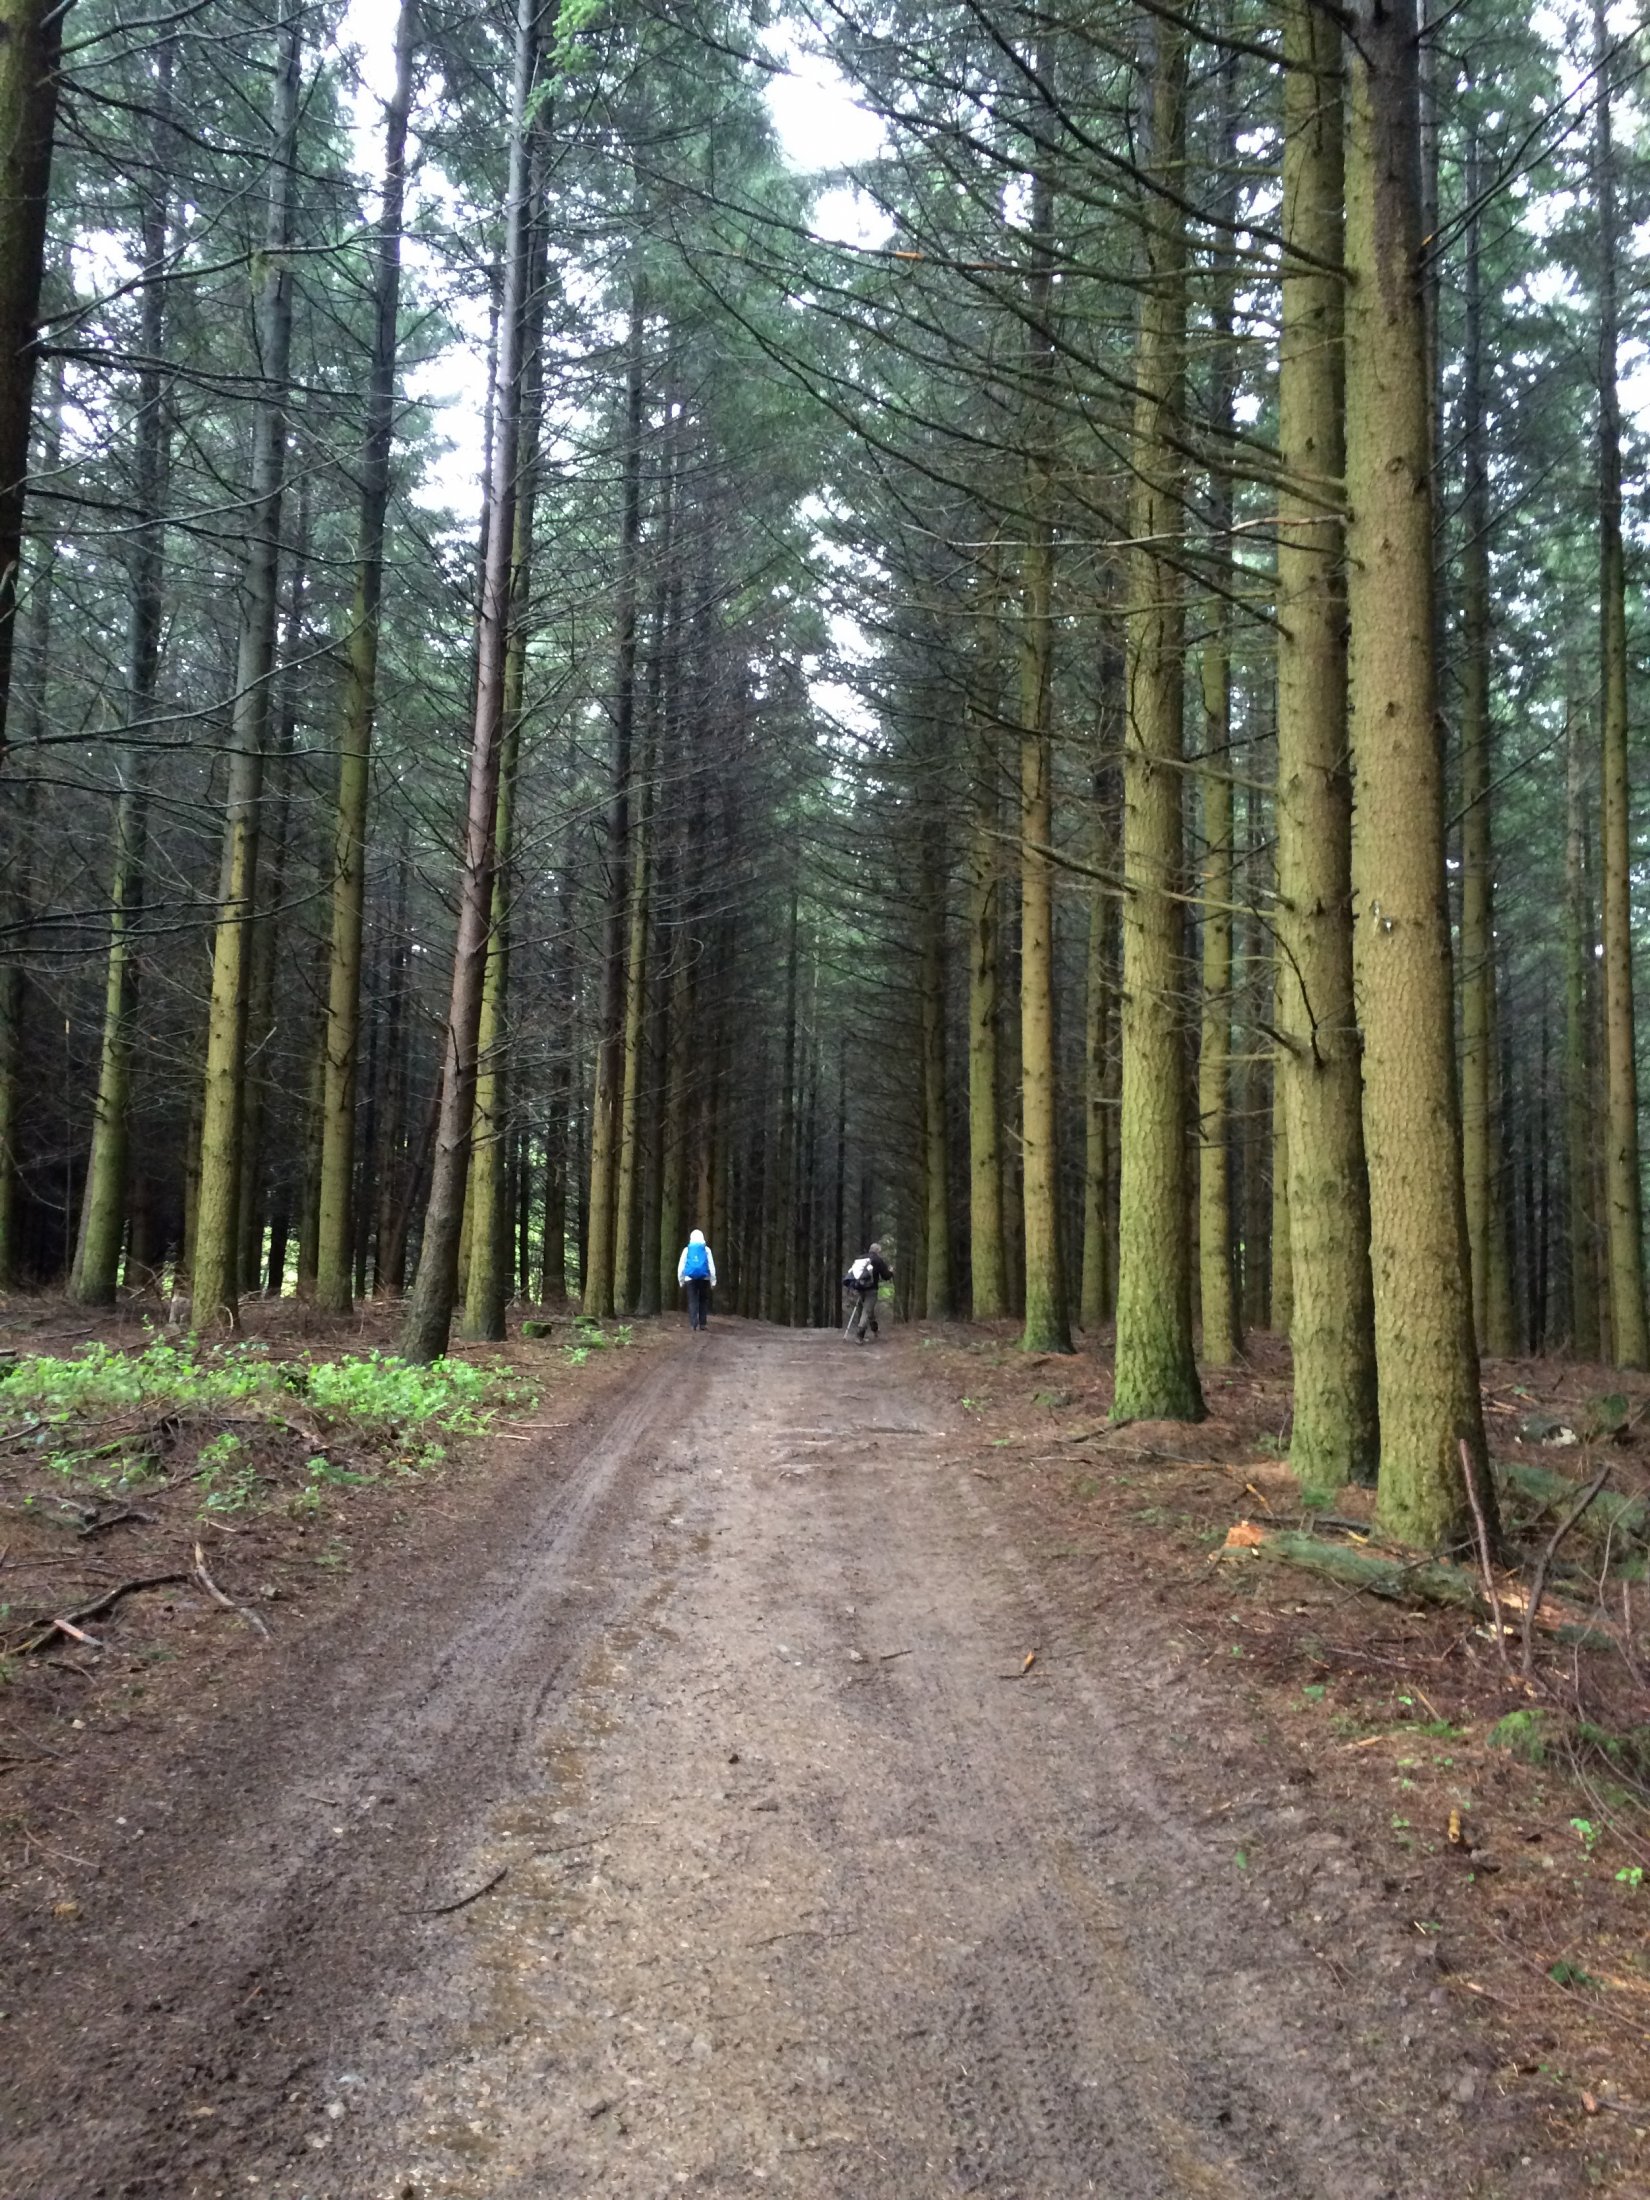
[
  {"left": 1344, "top": 0, "right": 1490, "bottom": 1546},
  {"left": 1269, "top": 1000, "right": 1292, "bottom": 1332},
  {"left": 314, "top": 0, "right": 417, "bottom": 1315},
  {"left": 1274, "top": 0, "right": 1377, "bottom": 1489},
  {"left": 401, "top": 0, "right": 537, "bottom": 1364},
  {"left": 1114, "top": 12, "right": 1202, "bottom": 1420},
  {"left": 189, "top": 18, "right": 302, "bottom": 1331},
  {"left": 1592, "top": 0, "right": 1647, "bottom": 1370}
]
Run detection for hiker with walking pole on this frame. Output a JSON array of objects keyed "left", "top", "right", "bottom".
[{"left": 841, "top": 1241, "right": 893, "bottom": 1342}]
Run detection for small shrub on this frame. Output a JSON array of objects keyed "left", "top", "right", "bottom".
[
  {"left": 1488, "top": 1707, "right": 1553, "bottom": 1765},
  {"left": 1546, "top": 1959, "right": 1600, "bottom": 1992}
]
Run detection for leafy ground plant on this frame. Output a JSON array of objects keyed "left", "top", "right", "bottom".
[{"left": 0, "top": 1338, "right": 534, "bottom": 1503}]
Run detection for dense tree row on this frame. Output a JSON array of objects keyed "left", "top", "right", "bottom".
[{"left": 0, "top": 0, "right": 1645, "bottom": 1554}]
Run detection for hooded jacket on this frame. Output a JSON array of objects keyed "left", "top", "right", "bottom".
[{"left": 677, "top": 1230, "right": 717, "bottom": 1287}]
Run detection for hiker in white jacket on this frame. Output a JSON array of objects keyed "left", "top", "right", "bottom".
[{"left": 677, "top": 1229, "right": 717, "bottom": 1330}]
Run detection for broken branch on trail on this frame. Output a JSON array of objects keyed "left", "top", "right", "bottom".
[
  {"left": 193, "top": 1541, "right": 270, "bottom": 1640},
  {"left": 6, "top": 1570, "right": 191, "bottom": 1656},
  {"left": 1520, "top": 1463, "right": 1612, "bottom": 1676},
  {"left": 1217, "top": 1526, "right": 1612, "bottom": 1645},
  {"left": 420, "top": 1862, "right": 509, "bottom": 1916}
]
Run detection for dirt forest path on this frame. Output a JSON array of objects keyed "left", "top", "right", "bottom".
[{"left": 3, "top": 1324, "right": 1516, "bottom": 2200}]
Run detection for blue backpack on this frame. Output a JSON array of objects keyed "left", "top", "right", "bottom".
[{"left": 683, "top": 1240, "right": 710, "bottom": 1280}]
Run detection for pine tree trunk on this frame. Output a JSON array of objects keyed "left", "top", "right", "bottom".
[
  {"left": 466, "top": 150, "right": 552, "bottom": 1341},
  {"left": 1198, "top": 661, "right": 1239, "bottom": 1364},
  {"left": 1592, "top": 0, "right": 1647, "bottom": 1369},
  {"left": 966, "top": 626, "right": 1007, "bottom": 1317},
  {"left": 1114, "top": 12, "right": 1201, "bottom": 1420},
  {"left": 1017, "top": 115, "right": 1070, "bottom": 1355},
  {"left": 1564, "top": 699, "right": 1600, "bottom": 1357},
  {"left": 69, "top": 45, "right": 173, "bottom": 1306},
  {"left": 315, "top": 0, "right": 416, "bottom": 1314},
  {"left": 1345, "top": 0, "right": 1490, "bottom": 1546},
  {"left": 1269, "top": 1018, "right": 1292, "bottom": 1331},
  {"left": 583, "top": 282, "right": 646, "bottom": 1320},
  {"left": 0, "top": 761, "right": 30, "bottom": 1286},
  {"left": 543, "top": 859, "right": 575, "bottom": 1305},
  {"left": 370, "top": 837, "right": 410, "bottom": 1297},
  {"left": 611, "top": 725, "right": 652, "bottom": 1316},
  {"left": 380, "top": 1076, "right": 438, "bottom": 1302},
  {"left": 616, "top": 468, "right": 675, "bottom": 1318},
  {"left": 779, "top": 880, "right": 801, "bottom": 1322},
  {"left": 190, "top": 18, "right": 302, "bottom": 1330},
  {"left": 238, "top": 487, "right": 307, "bottom": 1297},
  {"left": 1079, "top": 769, "right": 1117, "bottom": 1331},
  {"left": 295, "top": 995, "right": 324, "bottom": 1300},
  {"left": 3, "top": 326, "right": 60, "bottom": 1283},
  {"left": 659, "top": 794, "right": 696, "bottom": 1307},
  {"left": 921, "top": 790, "right": 952, "bottom": 1319},
  {"left": 0, "top": 0, "right": 65, "bottom": 769},
  {"left": 1274, "top": 0, "right": 1378, "bottom": 1488},
  {"left": 1239, "top": 807, "right": 1272, "bottom": 1332},
  {"left": 401, "top": 0, "right": 537, "bottom": 1363},
  {"left": 461, "top": 533, "right": 529, "bottom": 1338},
  {"left": 1457, "top": 135, "right": 1515, "bottom": 1359},
  {"left": 1196, "top": 45, "right": 1241, "bottom": 1369}
]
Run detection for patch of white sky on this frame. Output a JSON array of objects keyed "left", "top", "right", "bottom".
[
  {"left": 342, "top": 0, "right": 489, "bottom": 525},
  {"left": 749, "top": 22, "right": 890, "bottom": 740},
  {"left": 307, "top": 4, "right": 891, "bottom": 759},
  {"left": 341, "top": 0, "right": 890, "bottom": 512},
  {"left": 1519, "top": 0, "right": 1649, "bottom": 397},
  {"left": 340, "top": 0, "right": 891, "bottom": 752}
]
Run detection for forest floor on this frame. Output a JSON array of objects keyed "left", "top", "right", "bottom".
[{"left": 0, "top": 1300, "right": 1646, "bottom": 2198}]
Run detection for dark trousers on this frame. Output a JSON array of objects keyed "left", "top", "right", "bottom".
[{"left": 687, "top": 1277, "right": 711, "bottom": 1329}]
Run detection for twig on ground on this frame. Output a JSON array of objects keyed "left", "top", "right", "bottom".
[
  {"left": 749, "top": 1922, "right": 860, "bottom": 1949},
  {"left": 1622, "top": 1579, "right": 1645, "bottom": 1690},
  {"left": 1460, "top": 1438, "right": 1511, "bottom": 1671},
  {"left": 77, "top": 1506, "right": 156, "bottom": 1538},
  {"left": 879, "top": 1646, "right": 913, "bottom": 1660},
  {"left": 421, "top": 1862, "right": 509, "bottom": 1916},
  {"left": 1522, "top": 1462, "right": 1610, "bottom": 1677},
  {"left": 192, "top": 1542, "right": 270, "bottom": 1640},
  {"left": 19, "top": 1825, "right": 96, "bottom": 1868},
  {"left": 49, "top": 1618, "right": 102, "bottom": 1648}
]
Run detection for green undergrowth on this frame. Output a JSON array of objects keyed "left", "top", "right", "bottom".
[
  {"left": 1489, "top": 1705, "right": 1650, "bottom": 1789},
  {"left": 563, "top": 1316, "right": 632, "bottom": 1366},
  {"left": 0, "top": 1338, "right": 536, "bottom": 1511}
]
